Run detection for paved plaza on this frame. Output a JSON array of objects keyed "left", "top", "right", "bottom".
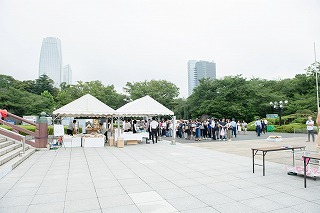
[{"left": 0, "top": 137, "right": 319, "bottom": 213}]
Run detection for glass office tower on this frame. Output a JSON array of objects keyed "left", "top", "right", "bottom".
[
  {"left": 188, "top": 60, "right": 216, "bottom": 96},
  {"left": 62, "top": 64, "right": 72, "bottom": 85},
  {"left": 39, "top": 37, "right": 63, "bottom": 87}
]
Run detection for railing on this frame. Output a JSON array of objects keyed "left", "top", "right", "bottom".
[
  {"left": 0, "top": 112, "right": 48, "bottom": 148},
  {"left": 0, "top": 119, "right": 35, "bottom": 145},
  {"left": 0, "top": 127, "right": 25, "bottom": 153}
]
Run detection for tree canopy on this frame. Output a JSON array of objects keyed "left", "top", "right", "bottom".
[
  {"left": 0, "top": 61, "right": 319, "bottom": 121},
  {"left": 123, "top": 80, "right": 179, "bottom": 110}
]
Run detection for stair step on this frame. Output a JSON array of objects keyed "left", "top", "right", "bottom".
[
  {"left": 0, "top": 148, "right": 35, "bottom": 179},
  {"left": 12, "top": 148, "right": 35, "bottom": 169},
  {"left": 0, "top": 138, "right": 7, "bottom": 142},
  {"left": 0, "top": 143, "right": 22, "bottom": 157},
  {"left": 0, "top": 141, "right": 14, "bottom": 149},
  {"left": 0, "top": 146, "right": 30, "bottom": 166}
]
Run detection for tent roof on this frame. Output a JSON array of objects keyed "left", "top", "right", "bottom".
[
  {"left": 53, "top": 94, "right": 115, "bottom": 117},
  {"left": 116, "top": 95, "right": 174, "bottom": 116}
]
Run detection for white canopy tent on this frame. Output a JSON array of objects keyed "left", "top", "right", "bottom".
[
  {"left": 53, "top": 94, "right": 115, "bottom": 117},
  {"left": 115, "top": 95, "right": 174, "bottom": 117},
  {"left": 115, "top": 95, "right": 175, "bottom": 143}
]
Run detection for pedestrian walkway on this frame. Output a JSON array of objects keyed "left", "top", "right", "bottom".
[{"left": 0, "top": 140, "right": 319, "bottom": 212}]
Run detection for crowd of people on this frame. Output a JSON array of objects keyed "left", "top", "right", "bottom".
[
  {"left": 173, "top": 118, "right": 249, "bottom": 141},
  {"left": 121, "top": 117, "right": 269, "bottom": 142}
]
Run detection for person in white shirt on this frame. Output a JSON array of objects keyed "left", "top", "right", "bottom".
[
  {"left": 254, "top": 118, "right": 262, "bottom": 137},
  {"left": 150, "top": 118, "right": 159, "bottom": 144},
  {"left": 306, "top": 116, "right": 315, "bottom": 142}
]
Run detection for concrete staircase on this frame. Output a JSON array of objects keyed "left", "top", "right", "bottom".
[{"left": 0, "top": 136, "right": 35, "bottom": 179}]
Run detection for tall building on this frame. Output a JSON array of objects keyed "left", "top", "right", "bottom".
[
  {"left": 188, "top": 60, "right": 197, "bottom": 97},
  {"left": 188, "top": 60, "right": 216, "bottom": 96},
  {"left": 62, "top": 64, "right": 72, "bottom": 85},
  {"left": 39, "top": 37, "right": 63, "bottom": 87}
]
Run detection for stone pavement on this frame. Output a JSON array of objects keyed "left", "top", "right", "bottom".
[{"left": 0, "top": 140, "right": 319, "bottom": 213}]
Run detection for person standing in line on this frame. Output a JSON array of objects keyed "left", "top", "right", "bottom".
[
  {"left": 237, "top": 121, "right": 242, "bottom": 134},
  {"left": 168, "top": 120, "right": 173, "bottom": 137},
  {"left": 261, "top": 119, "right": 266, "bottom": 134},
  {"left": 150, "top": 118, "right": 159, "bottom": 144},
  {"left": 195, "top": 119, "right": 201, "bottom": 141},
  {"left": 306, "top": 116, "right": 315, "bottom": 142},
  {"left": 67, "top": 120, "right": 76, "bottom": 136},
  {"left": 242, "top": 120, "right": 248, "bottom": 135},
  {"left": 219, "top": 118, "right": 227, "bottom": 141},
  {"left": 213, "top": 119, "right": 220, "bottom": 140},
  {"left": 147, "top": 119, "right": 152, "bottom": 143},
  {"left": 132, "top": 120, "right": 137, "bottom": 133},
  {"left": 207, "top": 120, "right": 212, "bottom": 139},
  {"left": 255, "top": 118, "right": 262, "bottom": 137},
  {"left": 99, "top": 123, "right": 108, "bottom": 143},
  {"left": 191, "top": 120, "right": 196, "bottom": 140},
  {"left": 230, "top": 118, "right": 237, "bottom": 138},
  {"left": 264, "top": 118, "right": 268, "bottom": 132},
  {"left": 226, "top": 119, "right": 232, "bottom": 141},
  {"left": 124, "top": 119, "right": 132, "bottom": 132}
]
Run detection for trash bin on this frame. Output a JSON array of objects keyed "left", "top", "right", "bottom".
[{"left": 267, "top": 125, "right": 274, "bottom": 132}]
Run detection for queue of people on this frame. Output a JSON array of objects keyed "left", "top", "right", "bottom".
[{"left": 174, "top": 118, "right": 248, "bottom": 141}]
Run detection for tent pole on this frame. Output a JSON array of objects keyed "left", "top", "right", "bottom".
[
  {"left": 111, "top": 116, "right": 114, "bottom": 137},
  {"left": 117, "top": 116, "right": 120, "bottom": 139},
  {"left": 172, "top": 116, "right": 176, "bottom": 145}
]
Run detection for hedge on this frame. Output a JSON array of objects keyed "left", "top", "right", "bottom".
[{"left": 0, "top": 125, "right": 82, "bottom": 135}]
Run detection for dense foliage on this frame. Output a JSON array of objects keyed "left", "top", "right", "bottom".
[
  {"left": 124, "top": 80, "right": 179, "bottom": 110},
  {"left": 0, "top": 62, "right": 318, "bottom": 122},
  {"left": 176, "top": 62, "right": 320, "bottom": 122}
]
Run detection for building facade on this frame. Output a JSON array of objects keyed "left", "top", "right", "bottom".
[
  {"left": 39, "top": 37, "right": 63, "bottom": 87},
  {"left": 188, "top": 60, "right": 216, "bottom": 96},
  {"left": 62, "top": 64, "right": 72, "bottom": 85}
]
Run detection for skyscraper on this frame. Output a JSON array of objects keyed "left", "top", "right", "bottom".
[
  {"left": 39, "top": 37, "right": 62, "bottom": 87},
  {"left": 62, "top": 64, "right": 72, "bottom": 85},
  {"left": 188, "top": 60, "right": 197, "bottom": 97},
  {"left": 188, "top": 60, "right": 216, "bottom": 96}
]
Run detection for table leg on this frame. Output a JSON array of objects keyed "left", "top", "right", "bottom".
[
  {"left": 252, "top": 149, "right": 255, "bottom": 173},
  {"left": 292, "top": 149, "right": 295, "bottom": 167},
  {"left": 304, "top": 157, "right": 307, "bottom": 188},
  {"left": 263, "top": 151, "right": 266, "bottom": 176}
]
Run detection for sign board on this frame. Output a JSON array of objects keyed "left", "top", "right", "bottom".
[
  {"left": 53, "top": 124, "right": 64, "bottom": 136},
  {"left": 22, "top": 116, "right": 38, "bottom": 125},
  {"left": 266, "top": 114, "right": 278, "bottom": 119}
]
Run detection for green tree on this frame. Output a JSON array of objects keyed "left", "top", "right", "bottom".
[
  {"left": 33, "top": 74, "right": 59, "bottom": 97},
  {"left": 123, "top": 80, "right": 179, "bottom": 110},
  {"left": 0, "top": 87, "right": 56, "bottom": 116},
  {"left": 41, "top": 90, "right": 55, "bottom": 112},
  {"left": 56, "top": 80, "right": 126, "bottom": 110},
  {"left": 0, "top": 75, "right": 17, "bottom": 88}
]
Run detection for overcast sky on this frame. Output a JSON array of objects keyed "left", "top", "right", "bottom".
[{"left": 0, "top": 0, "right": 319, "bottom": 97}]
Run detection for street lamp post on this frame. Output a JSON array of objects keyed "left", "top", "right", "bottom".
[{"left": 269, "top": 100, "right": 288, "bottom": 126}]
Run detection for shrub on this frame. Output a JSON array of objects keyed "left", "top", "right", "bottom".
[
  {"left": 292, "top": 117, "right": 307, "bottom": 124},
  {"left": 274, "top": 123, "right": 314, "bottom": 133},
  {"left": 0, "top": 125, "right": 81, "bottom": 135}
]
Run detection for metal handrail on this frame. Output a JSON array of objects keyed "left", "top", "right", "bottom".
[{"left": 0, "top": 127, "right": 26, "bottom": 153}]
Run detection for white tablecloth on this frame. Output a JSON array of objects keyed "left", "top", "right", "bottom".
[
  {"left": 63, "top": 135, "right": 82, "bottom": 147},
  {"left": 82, "top": 137, "right": 105, "bottom": 147},
  {"left": 117, "top": 132, "right": 149, "bottom": 141}
]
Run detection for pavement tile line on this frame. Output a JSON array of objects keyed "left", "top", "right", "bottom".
[
  {"left": 0, "top": 151, "right": 46, "bottom": 200},
  {"left": 0, "top": 137, "right": 319, "bottom": 213},
  {"left": 94, "top": 147, "right": 143, "bottom": 212},
  {"left": 23, "top": 150, "right": 59, "bottom": 212},
  {"left": 100, "top": 141, "right": 228, "bottom": 212},
  {"left": 81, "top": 147, "right": 103, "bottom": 213},
  {"left": 62, "top": 146, "right": 73, "bottom": 213}
]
